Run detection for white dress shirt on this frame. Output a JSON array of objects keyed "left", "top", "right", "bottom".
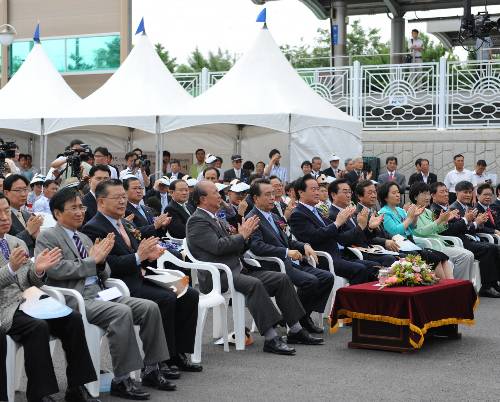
[
  {"left": 33, "top": 195, "right": 51, "bottom": 214},
  {"left": 444, "top": 169, "right": 473, "bottom": 193}
]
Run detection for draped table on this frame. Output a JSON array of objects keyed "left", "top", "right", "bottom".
[{"left": 330, "top": 279, "right": 478, "bottom": 352}]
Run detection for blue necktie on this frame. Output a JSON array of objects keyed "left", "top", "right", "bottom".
[
  {"left": 313, "top": 208, "right": 326, "bottom": 226},
  {"left": 267, "top": 214, "right": 280, "bottom": 235},
  {"left": 0, "top": 239, "right": 10, "bottom": 260},
  {"left": 73, "top": 234, "right": 88, "bottom": 259}
]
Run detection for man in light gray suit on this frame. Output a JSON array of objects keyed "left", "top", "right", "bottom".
[
  {"left": 377, "top": 156, "right": 407, "bottom": 192},
  {"left": 186, "top": 181, "right": 322, "bottom": 356},
  {"left": 35, "top": 187, "right": 177, "bottom": 399},
  {"left": 0, "top": 193, "right": 99, "bottom": 402}
]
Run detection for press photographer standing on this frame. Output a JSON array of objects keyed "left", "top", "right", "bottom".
[{"left": 119, "top": 151, "right": 150, "bottom": 189}]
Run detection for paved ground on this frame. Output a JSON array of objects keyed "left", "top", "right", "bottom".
[{"left": 14, "top": 297, "right": 500, "bottom": 401}]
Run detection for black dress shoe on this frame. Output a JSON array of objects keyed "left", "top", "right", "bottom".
[
  {"left": 110, "top": 377, "right": 150, "bottom": 400},
  {"left": 65, "top": 386, "right": 101, "bottom": 402},
  {"left": 160, "top": 362, "right": 181, "bottom": 379},
  {"left": 300, "top": 315, "right": 324, "bottom": 334},
  {"left": 263, "top": 336, "right": 296, "bottom": 355},
  {"left": 169, "top": 354, "right": 203, "bottom": 372},
  {"left": 34, "top": 396, "right": 56, "bottom": 402},
  {"left": 287, "top": 328, "right": 324, "bottom": 345},
  {"left": 479, "top": 286, "right": 500, "bottom": 298},
  {"left": 141, "top": 369, "right": 177, "bottom": 391}
]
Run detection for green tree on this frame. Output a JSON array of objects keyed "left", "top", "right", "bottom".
[
  {"left": 175, "top": 47, "right": 235, "bottom": 73},
  {"left": 155, "top": 43, "right": 177, "bottom": 72},
  {"left": 94, "top": 37, "right": 121, "bottom": 69}
]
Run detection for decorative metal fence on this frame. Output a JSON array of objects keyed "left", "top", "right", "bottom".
[{"left": 173, "top": 59, "right": 500, "bottom": 130}]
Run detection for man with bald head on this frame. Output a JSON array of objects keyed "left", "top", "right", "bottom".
[{"left": 186, "top": 181, "right": 322, "bottom": 356}]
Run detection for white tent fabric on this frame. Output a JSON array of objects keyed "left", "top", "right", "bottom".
[
  {"left": 0, "top": 42, "right": 81, "bottom": 134},
  {"left": 160, "top": 27, "right": 362, "bottom": 179},
  {"left": 45, "top": 34, "right": 193, "bottom": 134}
]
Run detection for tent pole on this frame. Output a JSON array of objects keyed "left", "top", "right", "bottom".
[
  {"left": 236, "top": 125, "right": 243, "bottom": 155},
  {"left": 127, "top": 128, "right": 134, "bottom": 152},
  {"left": 40, "top": 119, "right": 45, "bottom": 174},
  {"left": 287, "top": 114, "right": 292, "bottom": 181},
  {"left": 155, "top": 116, "right": 163, "bottom": 176}
]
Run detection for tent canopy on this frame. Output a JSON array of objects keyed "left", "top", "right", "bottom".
[
  {"left": 161, "top": 27, "right": 361, "bottom": 137},
  {"left": 0, "top": 42, "right": 81, "bottom": 134},
  {"left": 45, "top": 33, "right": 193, "bottom": 134}
]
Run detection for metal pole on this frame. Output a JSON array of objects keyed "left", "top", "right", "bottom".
[
  {"left": 438, "top": 56, "right": 447, "bottom": 130},
  {"left": 287, "top": 114, "right": 292, "bottom": 182},
  {"left": 155, "top": 116, "right": 163, "bottom": 176},
  {"left": 390, "top": 16, "right": 406, "bottom": 64},
  {"left": 352, "top": 60, "right": 361, "bottom": 121},
  {"left": 331, "top": 1, "right": 347, "bottom": 67}
]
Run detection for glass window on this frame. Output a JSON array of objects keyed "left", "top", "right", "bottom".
[
  {"left": 10, "top": 41, "right": 33, "bottom": 76},
  {"left": 42, "top": 38, "right": 66, "bottom": 72}
]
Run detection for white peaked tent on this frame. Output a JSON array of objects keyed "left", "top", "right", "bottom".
[
  {"left": 0, "top": 42, "right": 82, "bottom": 168},
  {"left": 160, "top": 27, "right": 362, "bottom": 179},
  {"left": 45, "top": 33, "right": 193, "bottom": 170}
]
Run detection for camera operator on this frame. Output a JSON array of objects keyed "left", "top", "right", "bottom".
[
  {"left": 49, "top": 139, "right": 92, "bottom": 180},
  {"left": 0, "top": 140, "right": 20, "bottom": 175},
  {"left": 93, "top": 146, "right": 119, "bottom": 179},
  {"left": 119, "top": 151, "right": 150, "bottom": 189}
]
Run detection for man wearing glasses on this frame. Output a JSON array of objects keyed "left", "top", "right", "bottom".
[{"left": 3, "top": 174, "right": 44, "bottom": 256}]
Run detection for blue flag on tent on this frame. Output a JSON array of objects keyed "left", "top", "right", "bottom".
[
  {"left": 33, "top": 23, "right": 40, "bottom": 43},
  {"left": 135, "top": 17, "right": 146, "bottom": 35},
  {"left": 256, "top": 8, "right": 266, "bottom": 23}
]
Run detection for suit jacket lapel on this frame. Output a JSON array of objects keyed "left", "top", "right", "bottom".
[
  {"left": 255, "top": 209, "right": 286, "bottom": 245},
  {"left": 55, "top": 224, "right": 81, "bottom": 258},
  {"left": 300, "top": 203, "right": 325, "bottom": 226}
]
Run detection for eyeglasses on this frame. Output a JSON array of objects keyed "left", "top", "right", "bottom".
[
  {"left": 340, "top": 190, "right": 353, "bottom": 194},
  {"left": 130, "top": 187, "right": 144, "bottom": 191},
  {"left": 104, "top": 196, "right": 128, "bottom": 201},
  {"left": 64, "top": 206, "right": 88, "bottom": 213},
  {"left": 10, "top": 188, "right": 29, "bottom": 194}
]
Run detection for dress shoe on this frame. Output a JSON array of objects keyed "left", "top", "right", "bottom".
[
  {"left": 160, "top": 362, "right": 181, "bottom": 379},
  {"left": 141, "top": 369, "right": 177, "bottom": 391},
  {"left": 263, "top": 336, "right": 296, "bottom": 355},
  {"left": 36, "top": 396, "right": 57, "bottom": 402},
  {"left": 479, "top": 286, "right": 500, "bottom": 298},
  {"left": 287, "top": 328, "right": 324, "bottom": 345},
  {"left": 300, "top": 315, "right": 324, "bottom": 334},
  {"left": 110, "top": 377, "right": 150, "bottom": 400},
  {"left": 65, "top": 386, "right": 101, "bottom": 402},
  {"left": 493, "top": 282, "right": 500, "bottom": 293},
  {"left": 169, "top": 353, "right": 203, "bottom": 372}
]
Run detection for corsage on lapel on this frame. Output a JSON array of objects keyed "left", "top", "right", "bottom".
[{"left": 123, "top": 220, "right": 142, "bottom": 241}]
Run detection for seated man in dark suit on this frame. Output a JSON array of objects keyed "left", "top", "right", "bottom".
[
  {"left": 82, "top": 179, "right": 202, "bottom": 372},
  {"left": 186, "top": 181, "right": 322, "bottom": 356},
  {"left": 144, "top": 177, "right": 170, "bottom": 216},
  {"left": 166, "top": 159, "right": 184, "bottom": 181},
  {"left": 223, "top": 155, "right": 250, "bottom": 184},
  {"left": 289, "top": 175, "right": 380, "bottom": 285},
  {"left": 247, "top": 179, "right": 334, "bottom": 334},
  {"left": 4, "top": 174, "right": 44, "bottom": 257},
  {"left": 328, "top": 179, "right": 397, "bottom": 267},
  {"left": 123, "top": 176, "right": 172, "bottom": 238},
  {"left": 475, "top": 182, "right": 500, "bottom": 236},
  {"left": 83, "top": 165, "right": 110, "bottom": 225},
  {"left": 408, "top": 158, "right": 437, "bottom": 187},
  {"left": 0, "top": 193, "right": 99, "bottom": 402},
  {"left": 344, "top": 157, "right": 372, "bottom": 190},
  {"left": 164, "top": 179, "right": 195, "bottom": 239},
  {"left": 430, "top": 181, "right": 500, "bottom": 297}
]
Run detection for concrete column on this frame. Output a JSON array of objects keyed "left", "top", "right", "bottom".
[
  {"left": 120, "top": 0, "right": 132, "bottom": 63},
  {"left": 390, "top": 16, "right": 406, "bottom": 64},
  {"left": 330, "top": 1, "right": 347, "bottom": 67},
  {"left": 0, "top": 0, "right": 8, "bottom": 87}
]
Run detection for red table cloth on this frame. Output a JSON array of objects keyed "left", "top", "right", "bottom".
[{"left": 330, "top": 279, "right": 478, "bottom": 349}]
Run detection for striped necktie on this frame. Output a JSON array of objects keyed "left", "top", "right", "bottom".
[
  {"left": 0, "top": 238, "right": 10, "bottom": 260},
  {"left": 73, "top": 233, "right": 89, "bottom": 259}
]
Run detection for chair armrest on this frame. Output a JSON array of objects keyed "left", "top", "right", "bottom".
[
  {"left": 245, "top": 251, "right": 286, "bottom": 273},
  {"left": 164, "top": 233, "right": 184, "bottom": 245},
  {"left": 347, "top": 247, "right": 363, "bottom": 260},
  {"left": 465, "top": 234, "right": 479, "bottom": 242},
  {"left": 438, "top": 235, "right": 463, "bottom": 248},
  {"left": 41, "top": 285, "right": 65, "bottom": 304},
  {"left": 242, "top": 258, "right": 261, "bottom": 268},
  {"left": 413, "top": 236, "right": 432, "bottom": 249},
  {"left": 477, "top": 233, "right": 494, "bottom": 244},
  {"left": 315, "top": 251, "right": 335, "bottom": 274},
  {"left": 105, "top": 278, "right": 130, "bottom": 297},
  {"left": 42, "top": 285, "right": 88, "bottom": 322}
]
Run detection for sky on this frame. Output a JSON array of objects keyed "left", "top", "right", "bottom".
[{"left": 132, "top": 0, "right": 500, "bottom": 64}]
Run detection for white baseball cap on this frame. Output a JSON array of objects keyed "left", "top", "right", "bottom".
[
  {"left": 205, "top": 154, "right": 218, "bottom": 164},
  {"left": 329, "top": 154, "right": 340, "bottom": 161},
  {"left": 230, "top": 182, "right": 250, "bottom": 193},
  {"left": 30, "top": 174, "right": 46, "bottom": 185},
  {"left": 215, "top": 182, "right": 229, "bottom": 192}
]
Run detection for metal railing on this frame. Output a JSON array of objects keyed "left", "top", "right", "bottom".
[{"left": 172, "top": 58, "right": 500, "bottom": 131}]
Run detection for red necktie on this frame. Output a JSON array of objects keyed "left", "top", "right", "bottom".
[
  {"left": 390, "top": 172, "right": 394, "bottom": 181},
  {"left": 487, "top": 208, "right": 495, "bottom": 225}
]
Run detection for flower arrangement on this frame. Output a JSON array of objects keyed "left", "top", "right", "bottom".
[
  {"left": 378, "top": 254, "right": 439, "bottom": 288},
  {"left": 122, "top": 220, "right": 142, "bottom": 241}
]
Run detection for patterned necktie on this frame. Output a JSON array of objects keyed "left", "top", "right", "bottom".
[
  {"left": 182, "top": 204, "right": 191, "bottom": 216},
  {"left": 73, "top": 234, "right": 89, "bottom": 259},
  {"left": 312, "top": 208, "right": 326, "bottom": 227},
  {"left": 487, "top": 208, "right": 495, "bottom": 225},
  {"left": 16, "top": 210, "right": 26, "bottom": 228},
  {"left": 0, "top": 238, "right": 10, "bottom": 260},
  {"left": 117, "top": 221, "right": 132, "bottom": 249}
]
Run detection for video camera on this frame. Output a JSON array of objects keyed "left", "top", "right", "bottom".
[
  {"left": 460, "top": 0, "right": 500, "bottom": 46},
  {"left": 63, "top": 144, "right": 92, "bottom": 178},
  {"left": 134, "top": 154, "right": 151, "bottom": 170},
  {"left": 0, "top": 139, "right": 17, "bottom": 175}
]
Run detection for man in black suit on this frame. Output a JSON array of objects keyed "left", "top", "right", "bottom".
[
  {"left": 289, "top": 175, "right": 380, "bottom": 285},
  {"left": 328, "top": 179, "right": 397, "bottom": 267},
  {"left": 123, "top": 177, "right": 172, "bottom": 238},
  {"left": 165, "top": 159, "right": 184, "bottom": 181},
  {"left": 430, "top": 181, "right": 500, "bottom": 297},
  {"left": 223, "top": 155, "right": 250, "bottom": 184},
  {"left": 344, "top": 157, "right": 372, "bottom": 190},
  {"left": 475, "top": 182, "right": 500, "bottom": 235},
  {"left": 164, "top": 179, "right": 195, "bottom": 239},
  {"left": 489, "top": 183, "right": 500, "bottom": 227},
  {"left": 82, "top": 179, "right": 202, "bottom": 373},
  {"left": 322, "top": 154, "right": 342, "bottom": 179},
  {"left": 186, "top": 181, "right": 322, "bottom": 355},
  {"left": 247, "top": 179, "right": 334, "bottom": 334},
  {"left": 83, "top": 165, "right": 111, "bottom": 224},
  {"left": 408, "top": 158, "right": 437, "bottom": 187},
  {"left": 4, "top": 174, "right": 43, "bottom": 256}
]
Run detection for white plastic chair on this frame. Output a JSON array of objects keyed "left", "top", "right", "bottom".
[
  {"left": 43, "top": 278, "right": 130, "bottom": 398},
  {"left": 155, "top": 249, "right": 229, "bottom": 363},
  {"left": 347, "top": 247, "right": 364, "bottom": 260},
  {"left": 413, "top": 236, "right": 443, "bottom": 251},
  {"left": 244, "top": 250, "right": 286, "bottom": 273},
  {"left": 164, "top": 232, "right": 184, "bottom": 245},
  {"left": 183, "top": 239, "right": 247, "bottom": 351},
  {"left": 6, "top": 287, "right": 65, "bottom": 402},
  {"left": 476, "top": 233, "right": 495, "bottom": 244}
]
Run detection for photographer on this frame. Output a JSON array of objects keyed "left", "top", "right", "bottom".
[
  {"left": 119, "top": 151, "right": 150, "bottom": 189},
  {"left": 0, "top": 140, "right": 20, "bottom": 175},
  {"left": 94, "top": 146, "right": 119, "bottom": 179},
  {"left": 49, "top": 139, "right": 92, "bottom": 180}
]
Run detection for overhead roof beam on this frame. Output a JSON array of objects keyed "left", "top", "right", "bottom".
[{"left": 383, "top": 0, "right": 401, "bottom": 16}]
